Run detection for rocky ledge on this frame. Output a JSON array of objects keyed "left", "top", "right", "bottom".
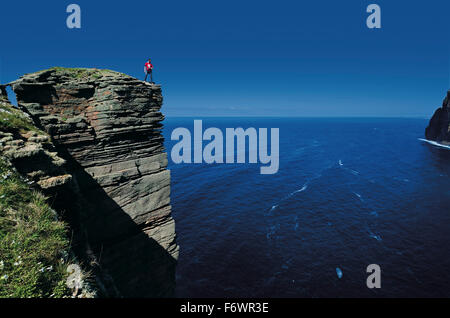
[
  {"left": 425, "top": 90, "right": 450, "bottom": 145},
  {"left": 5, "top": 67, "right": 178, "bottom": 297}
]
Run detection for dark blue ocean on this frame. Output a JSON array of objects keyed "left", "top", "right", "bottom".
[{"left": 163, "top": 118, "right": 450, "bottom": 298}]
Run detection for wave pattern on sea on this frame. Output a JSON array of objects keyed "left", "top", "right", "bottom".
[{"left": 166, "top": 118, "right": 450, "bottom": 297}]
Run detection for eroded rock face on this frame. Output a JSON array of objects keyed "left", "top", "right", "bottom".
[
  {"left": 11, "top": 68, "right": 178, "bottom": 297},
  {"left": 425, "top": 90, "right": 450, "bottom": 145},
  {"left": 0, "top": 130, "right": 72, "bottom": 190},
  {"left": 0, "top": 85, "right": 7, "bottom": 102}
]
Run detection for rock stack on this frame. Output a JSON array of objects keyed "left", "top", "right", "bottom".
[{"left": 9, "top": 68, "right": 178, "bottom": 297}]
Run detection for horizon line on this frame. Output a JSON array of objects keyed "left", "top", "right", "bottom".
[{"left": 164, "top": 115, "right": 430, "bottom": 119}]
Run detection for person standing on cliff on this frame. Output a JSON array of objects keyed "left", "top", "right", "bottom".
[{"left": 144, "top": 59, "right": 153, "bottom": 83}]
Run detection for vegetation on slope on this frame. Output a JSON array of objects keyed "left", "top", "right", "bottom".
[
  {"left": 0, "top": 102, "right": 41, "bottom": 135},
  {"left": 0, "top": 102, "right": 74, "bottom": 298},
  {"left": 0, "top": 158, "right": 71, "bottom": 297}
]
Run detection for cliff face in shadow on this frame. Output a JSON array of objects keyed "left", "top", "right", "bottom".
[
  {"left": 425, "top": 90, "right": 450, "bottom": 145},
  {"left": 9, "top": 68, "right": 178, "bottom": 297}
]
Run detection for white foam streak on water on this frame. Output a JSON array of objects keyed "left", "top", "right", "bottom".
[
  {"left": 370, "top": 234, "right": 382, "bottom": 242},
  {"left": 353, "top": 192, "right": 363, "bottom": 201},
  {"left": 419, "top": 138, "right": 450, "bottom": 150},
  {"left": 368, "top": 229, "right": 383, "bottom": 242},
  {"left": 351, "top": 191, "right": 365, "bottom": 203},
  {"left": 266, "top": 183, "right": 308, "bottom": 215},
  {"left": 291, "top": 185, "right": 308, "bottom": 196},
  {"left": 266, "top": 162, "right": 339, "bottom": 216},
  {"left": 336, "top": 267, "right": 343, "bottom": 279}
]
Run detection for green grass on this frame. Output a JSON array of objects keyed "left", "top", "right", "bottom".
[
  {"left": 49, "top": 67, "right": 126, "bottom": 80},
  {"left": 0, "top": 99, "right": 91, "bottom": 298},
  {"left": 0, "top": 158, "right": 72, "bottom": 297},
  {"left": 0, "top": 101, "right": 73, "bottom": 297},
  {"left": 0, "top": 103, "right": 42, "bottom": 134}
]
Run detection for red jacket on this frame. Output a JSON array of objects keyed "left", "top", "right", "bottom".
[{"left": 145, "top": 62, "right": 153, "bottom": 72}]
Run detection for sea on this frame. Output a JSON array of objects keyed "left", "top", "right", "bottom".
[{"left": 163, "top": 117, "right": 450, "bottom": 297}]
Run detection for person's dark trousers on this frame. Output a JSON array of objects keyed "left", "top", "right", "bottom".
[{"left": 144, "top": 70, "right": 153, "bottom": 82}]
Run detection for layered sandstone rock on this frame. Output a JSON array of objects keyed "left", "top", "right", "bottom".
[
  {"left": 0, "top": 130, "right": 71, "bottom": 190},
  {"left": 0, "top": 95, "right": 72, "bottom": 191},
  {"left": 425, "top": 90, "right": 450, "bottom": 145},
  {"left": 9, "top": 68, "right": 178, "bottom": 297}
]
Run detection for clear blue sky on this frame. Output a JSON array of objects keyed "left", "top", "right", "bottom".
[{"left": 0, "top": 0, "right": 449, "bottom": 117}]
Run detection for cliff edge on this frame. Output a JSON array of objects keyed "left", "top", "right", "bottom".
[
  {"left": 4, "top": 67, "right": 178, "bottom": 297},
  {"left": 425, "top": 90, "right": 450, "bottom": 145}
]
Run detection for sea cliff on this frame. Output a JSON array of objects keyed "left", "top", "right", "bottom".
[
  {"left": 425, "top": 90, "right": 450, "bottom": 145},
  {"left": 1, "top": 68, "right": 178, "bottom": 297}
]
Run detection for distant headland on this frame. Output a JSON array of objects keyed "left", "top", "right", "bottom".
[{"left": 425, "top": 90, "right": 450, "bottom": 146}]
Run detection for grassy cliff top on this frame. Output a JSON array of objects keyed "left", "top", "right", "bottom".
[
  {"left": 17, "top": 67, "right": 132, "bottom": 83},
  {"left": 9, "top": 67, "right": 141, "bottom": 87},
  {"left": 49, "top": 67, "right": 127, "bottom": 79}
]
